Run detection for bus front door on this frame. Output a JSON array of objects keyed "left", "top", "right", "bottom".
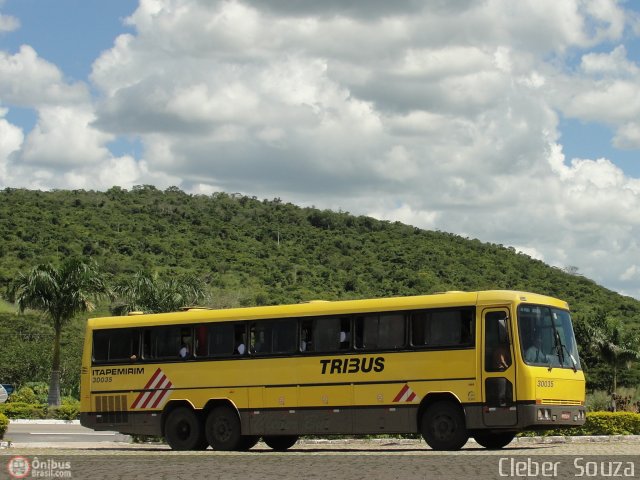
[{"left": 481, "top": 308, "right": 518, "bottom": 427}]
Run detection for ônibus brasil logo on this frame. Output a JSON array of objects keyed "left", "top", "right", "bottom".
[{"left": 7, "top": 456, "right": 30, "bottom": 479}]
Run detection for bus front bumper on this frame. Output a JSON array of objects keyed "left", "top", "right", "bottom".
[{"left": 520, "top": 403, "right": 586, "bottom": 429}]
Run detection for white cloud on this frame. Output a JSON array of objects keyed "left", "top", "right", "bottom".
[
  {"left": 613, "top": 122, "right": 640, "bottom": 149},
  {"left": 0, "top": 108, "right": 24, "bottom": 183},
  {"left": 559, "top": 45, "right": 640, "bottom": 150},
  {"left": 2, "top": 0, "right": 640, "bottom": 299},
  {"left": 18, "top": 106, "right": 113, "bottom": 167},
  {"left": 621, "top": 265, "right": 640, "bottom": 282},
  {"left": 0, "top": 46, "right": 88, "bottom": 106},
  {"left": 0, "top": 12, "right": 19, "bottom": 32},
  {"left": 581, "top": 45, "right": 639, "bottom": 76},
  {"left": 0, "top": 44, "right": 160, "bottom": 190}
]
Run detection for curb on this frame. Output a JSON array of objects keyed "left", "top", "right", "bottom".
[
  {"left": 514, "top": 435, "right": 640, "bottom": 443},
  {"left": 9, "top": 419, "right": 81, "bottom": 425},
  {"left": 298, "top": 436, "right": 640, "bottom": 445}
]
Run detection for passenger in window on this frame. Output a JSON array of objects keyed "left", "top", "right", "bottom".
[
  {"left": 179, "top": 339, "right": 190, "bottom": 359},
  {"left": 490, "top": 319, "right": 511, "bottom": 370},
  {"left": 492, "top": 344, "right": 510, "bottom": 370},
  {"left": 339, "top": 330, "right": 350, "bottom": 348},
  {"left": 235, "top": 341, "right": 246, "bottom": 355},
  {"left": 300, "top": 330, "right": 312, "bottom": 352}
]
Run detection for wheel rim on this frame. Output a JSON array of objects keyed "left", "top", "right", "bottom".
[
  {"left": 214, "top": 417, "right": 231, "bottom": 442},
  {"left": 176, "top": 419, "right": 192, "bottom": 441},
  {"left": 432, "top": 413, "right": 456, "bottom": 441}
]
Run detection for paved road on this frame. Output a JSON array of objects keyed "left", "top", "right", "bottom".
[
  {"left": 4, "top": 421, "right": 130, "bottom": 445},
  {"left": 2, "top": 436, "right": 639, "bottom": 480}
]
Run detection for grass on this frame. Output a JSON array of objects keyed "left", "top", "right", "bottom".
[{"left": 0, "top": 300, "right": 15, "bottom": 314}]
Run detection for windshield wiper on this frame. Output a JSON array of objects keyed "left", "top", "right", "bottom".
[
  {"left": 553, "top": 330, "right": 565, "bottom": 364},
  {"left": 552, "top": 329, "right": 578, "bottom": 372}
]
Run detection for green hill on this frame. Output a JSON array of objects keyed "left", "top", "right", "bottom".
[
  {"left": 2, "top": 186, "right": 639, "bottom": 318},
  {"left": 1, "top": 185, "right": 639, "bottom": 390}
]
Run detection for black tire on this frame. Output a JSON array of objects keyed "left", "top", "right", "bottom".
[
  {"left": 205, "top": 406, "right": 242, "bottom": 451},
  {"left": 472, "top": 431, "right": 516, "bottom": 449},
  {"left": 236, "top": 435, "right": 260, "bottom": 451},
  {"left": 263, "top": 435, "right": 299, "bottom": 451},
  {"left": 420, "top": 401, "right": 469, "bottom": 451},
  {"left": 164, "top": 407, "right": 207, "bottom": 451}
]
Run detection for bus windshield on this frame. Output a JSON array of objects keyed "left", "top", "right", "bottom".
[{"left": 517, "top": 305, "right": 581, "bottom": 370}]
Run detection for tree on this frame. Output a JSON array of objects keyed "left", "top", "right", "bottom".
[
  {"left": 111, "top": 271, "right": 207, "bottom": 314},
  {"left": 8, "top": 258, "right": 109, "bottom": 406},
  {"left": 586, "top": 311, "right": 640, "bottom": 400}
]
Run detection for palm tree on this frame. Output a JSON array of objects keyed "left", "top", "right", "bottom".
[
  {"left": 8, "top": 258, "right": 110, "bottom": 406},
  {"left": 111, "top": 271, "right": 207, "bottom": 315},
  {"left": 587, "top": 312, "right": 640, "bottom": 400}
]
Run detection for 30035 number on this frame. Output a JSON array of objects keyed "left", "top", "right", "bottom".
[{"left": 92, "top": 376, "right": 113, "bottom": 383}]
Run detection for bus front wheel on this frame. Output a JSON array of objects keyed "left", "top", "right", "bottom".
[
  {"left": 164, "top": 407, "right": 207, "bottom": 451},
  {"left": 205, "top": 406, "right": 242, "bottom": 451},
  {"left": 472, "top": 431, "right": 516, "bottom": 449},
  {"left": 263, "top": 435, "right": 299, "bottom": 451},
  {"left": 420, "top": 401, "right": 469, "bottom": 451}
]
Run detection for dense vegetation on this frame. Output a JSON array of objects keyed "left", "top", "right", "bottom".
[
  {"left": 0, "top": 186, "right": 639, "bottom": 392},
  {"left": 0, "top": 313, "right": 84, "bottom": 397}
]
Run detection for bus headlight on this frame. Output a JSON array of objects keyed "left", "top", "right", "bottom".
[{"left": 537, "top": 408, "right": 551, "bottom": 420}]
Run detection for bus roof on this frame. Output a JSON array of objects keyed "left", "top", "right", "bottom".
[{"left": 86, "top": 290, "right": 568, "bottom": 330}]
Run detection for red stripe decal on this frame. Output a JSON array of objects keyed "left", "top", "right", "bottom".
[
  {"left": 139, "top": 372, "right": 167, "bottom": 409},
  {"left": 393, "top": 384, "right": 409, "bottom": 403},
  {"left": 142, "top": 368, "right": 163, "bottom": 390},
  {"left": 140, "top": 377, "right": 165, "bottom": 409},
  {"left": 150, "top": 381, "right": 173, "bottom": 409},
  {"left": 130, "top": 368, "right": 164, "bottom": 409}
]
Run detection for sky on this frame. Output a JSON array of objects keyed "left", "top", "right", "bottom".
[{"left": 0, "top": 0, "right": 640, "bottom": 299}]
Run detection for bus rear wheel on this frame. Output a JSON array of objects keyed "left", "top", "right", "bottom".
[
  {"left": 236, "top": 435, "right": 260, "bottom": 451},
  {"left": 421, "top": 401, "right": 469, "bottom": 451},
  {"left": 164, "top": 407, "right": 207, "bottom": 451},
  {"left": 263, "top": 435, "right": 299, "bottom": 451},
  {"left": 472, "top": 431, "right": 516, "bottom": 449},
  {"left": 205, "top": 406, "right": 242, "bottom": 451}
]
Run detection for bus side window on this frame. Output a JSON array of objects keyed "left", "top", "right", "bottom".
[
  {"left": 207, "top": 323, "right": 234, "bottom": 356},
  {"left": 355, "top": 315, "right": 375, "bottom": 349},
  {"left": 147, "top": 326, "right": 192, "bottom": 360},
  {"left": 356, "top": 313, "right": 405, "bottom": 350},
  {"left": 195, "top": 325, "right": 208, "bottom": 357},
  {"left": 339, "top": 317, "right": 351, "bottom": 350},
  {"left": 314, "top": 317, "right": 341, "bottom": 352},
  {"left": 249, "top": 320, "right": 295, "bottom": 355},
  {"left": 178, "top": 327, "right": 192, "bottom": 359},
  {"left": 234, "top": 323, "right": 247, "bottom": 355},
  {"left": 92, "top": 328, "right": 139, "bottom": 363},
  {"left": 379, "top": 313, "right": 405, "bottom": 349},
  {"left": 300, "top": 319, "right": 313, "bottom": 352},
  {"left": 142, "top": 329, "right": 153, "bottom": 359},
  {"left": 272, "top": 319, "right": 296, "bottom": 354},
  {"left": 410, "top": 308, "right": 474, "bottom": 348},
  {"left": 250, "top": 323, "right": 269, "bottom": 354}
]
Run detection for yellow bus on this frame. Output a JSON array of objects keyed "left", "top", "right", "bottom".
[{"left": 80, "top": 290, "right": 586, "bottom": 451}]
